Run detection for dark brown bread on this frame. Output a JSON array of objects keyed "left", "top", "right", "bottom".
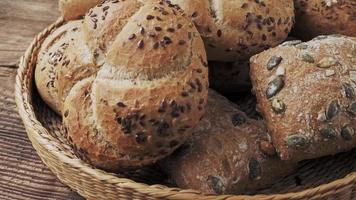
[
  {"left": 209, "top": 61, "right": 251, "bottom": 94},
  {"left": 36, "top": 0, "right": 208, "bottom": 171},
  {"left": 170, "top": 0, "right": 295, "bottom": 61},
  {"left": 293, "top": 0, "right": 356, "bottom": 40},
  {"left": 250, "top": 35, "right": 356, "bottom": 162},
  {"left": 161, "top": 90, "right": 297, "bottom": 195}
]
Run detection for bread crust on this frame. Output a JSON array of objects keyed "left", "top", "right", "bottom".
[
  {"left": 161, "top": 90, "right": 296, "bottom": 194},
  {"left": 250, "top": 35, "right": 356, "bottom": 161},
  {"left": 57, "top": 0, "right": 209, "bottom": 170},
  {"left": 170, "top": 0, "right": 295, "bottom": 61},
  {"left": 59, "top": 0, "right": 101, "bottom": 21},
  {"left": 35, "top": 20, "right": 83, "bottom": 114},
  {"left": 293, "top": 0, "right": 356, "bottom": 40}
]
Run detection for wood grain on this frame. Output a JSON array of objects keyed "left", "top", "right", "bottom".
[
  {"left": 0, "top": 0, "right": 59, "bottom": 66},
  {"left": 0, "top": 68, "right": 84, "bottom": 200}
]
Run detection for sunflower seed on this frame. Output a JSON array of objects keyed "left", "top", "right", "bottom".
[
  {"left": 286, "top": 134, "right": 310, "bottom": 150},
  {"left": 266, "top": 77, "right": 284, "bottom": 99},
  {"left": 326, "top": 100, "right": 340, "bottom": 120},
  {"left": 267, "top": 56, "right": 282, "bottom": 70},
  {"left": 271, "top": 99, "right": 286, "bottom": 114},
  {"left": 341, "top": 125, "right": 354, "bottom": 141}
]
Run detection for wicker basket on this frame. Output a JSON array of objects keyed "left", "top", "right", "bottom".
[{"left": 15, "top": 18, "right": 356, "bottom": 200}]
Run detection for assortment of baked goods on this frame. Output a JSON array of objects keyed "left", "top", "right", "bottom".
[{"left": 33, "top": 0, "right": 356, "bottom": 195}]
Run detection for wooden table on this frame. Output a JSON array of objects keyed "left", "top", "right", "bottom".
[{"left": 0, "top": 1, "right": 84, "bottom": 199}]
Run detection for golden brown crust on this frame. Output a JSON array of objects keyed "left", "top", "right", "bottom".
[
  {"left": 161, "top": 90, "right": 297, "bottom": 194},
  {"left": 293, "top": 0, "right": 356, "bottom": 40},
  {"left": 250, "top": 35, "right": 356, "bottom": 161},
  {"left": 35, "top": 20, "right": 83, "bottom": 114},
  {"left": 59, "top": 0, "right": 101, "bottom": 21},
  {"left": 170, "top": 0, "right": 295, "bottom": 61},
  {"left": 59, "top": 0, "right": 208, "bottom": 171}
]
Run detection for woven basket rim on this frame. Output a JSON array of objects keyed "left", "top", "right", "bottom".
[{"left": 14, "top": 17, "right": 356, "bottom": 199}]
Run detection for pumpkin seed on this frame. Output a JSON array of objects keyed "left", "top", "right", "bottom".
[
  {"left": 326, "top": 100, "right": 340, "bottom": 120},
  {"left": 207, "top": 176, "right": 224, "bottom": 194},
  {"left": 317, "top": 57, "right": 337, "bottom": 68},
  {"left": 271, "top": 99, "right": 286, "bottom": 114},
  {"left": 296, "top": 43, "right": 308, "bottom": 49},
  {"left": 341, "top": 125, "right": 354, "bottom": 141},
  {"left": 267, "top": 56, "right": 283, "bottom": 70},
  {"left": 286, "top": 134, "right": 310, "bottom": 150},
  {"left": 248, "top": 158, "right": 261, "bottom": 180},
  {"left": 266, "top": 77, "right": 284, "bottom": 99},
  {"left": 350, "top": 71, "right": 356, "bottom": 83},
  {"left": 343, "top": 83, "right": 355, "bottom": 99},
  {"left": 348, "top": 102, "right": 356, "bottom": 116},
  {"left": 301, "top": 52, "right": 315, "bottom": 63},
  {"left": 320, "top": 126, "right": 337, "bottom": 140}
]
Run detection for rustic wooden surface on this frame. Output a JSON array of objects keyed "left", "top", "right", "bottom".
[{"left": 0, "top": 1, "right": 84, "bottom": 199}]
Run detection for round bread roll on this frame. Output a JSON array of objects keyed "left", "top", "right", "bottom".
[
  {"left": 294, "top": 0, "right": 356, "bottom": 40},
  {"left": 162, "top": 90, "right": 297, "bottom": 195},
  {"left": 36, "top": 0, "right": 209, "bottom": 171},
  {"left": 59, "top": 0, "right": 101, "bottom": 21},
  {"left": 169, "top": 0, "right": 295, "bottom": 61},
  {"left": 209, "top": 61, "right": 251, "bottom": 94},
  {"left": 250, "top": 35, "right": 356, "bottom": 161},
  {"left": 35, "top": 20, "right": 84, "bottom": 114}
]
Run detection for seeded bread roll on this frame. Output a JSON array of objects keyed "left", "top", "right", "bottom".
[
  {"left": 60, "top": 0, "right": 209, "bottom": 171},
  {"left": 59, "top": 0, "right": 101, "bottom": 21},
  {"left": 161, "top": 90, "right": 297, "bottom": 195},
  {"left": 35, "top": 20, "right": 84, "bottom": 115},
  {"left": 209, "top": 61, "right": 251, "bottom": 94},
  {"left": 293, "top": 0, "right": 356, "bottom": 40},
  {"left": 169, "top": 0, "right": 295, "bottom": 61},
  {"left": 250, "top": 35, "right": 356, "bottom": 162}
]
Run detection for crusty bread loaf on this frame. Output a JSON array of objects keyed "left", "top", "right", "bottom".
[
  {"left": 250, "top": 35, "right": 356, "bottom": 162},
  {"left": 161, "top": 90, "right": 297, "bottom": 195},
  {"left": 36, "top": 0, "right": 208, "bottom": 170},
  {"left": 293, "top": 0, "right": 356, "bottom": 40},
  {"left": 169, "top": 0, "right": 295, "bottom": 61},
  {"left": 35, "top": 20, "right": 84, "bottom": 114},
  {"left": 59, "top": 0, "right": 101, "bottom": 21},
  {"left": 209, "top": 61, "right": 251, "bottom": 94}
]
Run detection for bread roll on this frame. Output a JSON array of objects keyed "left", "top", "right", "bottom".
[
  {"left": 59, "top": 0, "right": 101, "bottom": 21},
  {"left": 169, "top": 0, "right": 295, "bottom": 61},
  {"left": 293, "top": 0, "right": 356, "bottom": 40},
  {"left": 36, "top": 0, "right": 209, "bottom": 170},
  {"left": 250, "top": 35, "right": 356, "bottom": 161},
  {"left": 35, "top": 20, "right": 84, "bottom": 114},
  {"left": 161, "top": 90, "right": 297, "bottom": 195},
  {"left": 209, "top": 61, "right": 251, "bottom": 94}
]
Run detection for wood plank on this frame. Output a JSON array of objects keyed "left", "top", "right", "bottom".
[
  {"left": 0, "top": 67, "right": 84, "bottom": 200},
  {"left": 0, "top": 0, "right": 59, "bottom": 66}
]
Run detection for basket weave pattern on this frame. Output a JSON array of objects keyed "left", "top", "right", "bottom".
[{"left": 14, "top": 18, "right": 356, "bottom": 200}]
